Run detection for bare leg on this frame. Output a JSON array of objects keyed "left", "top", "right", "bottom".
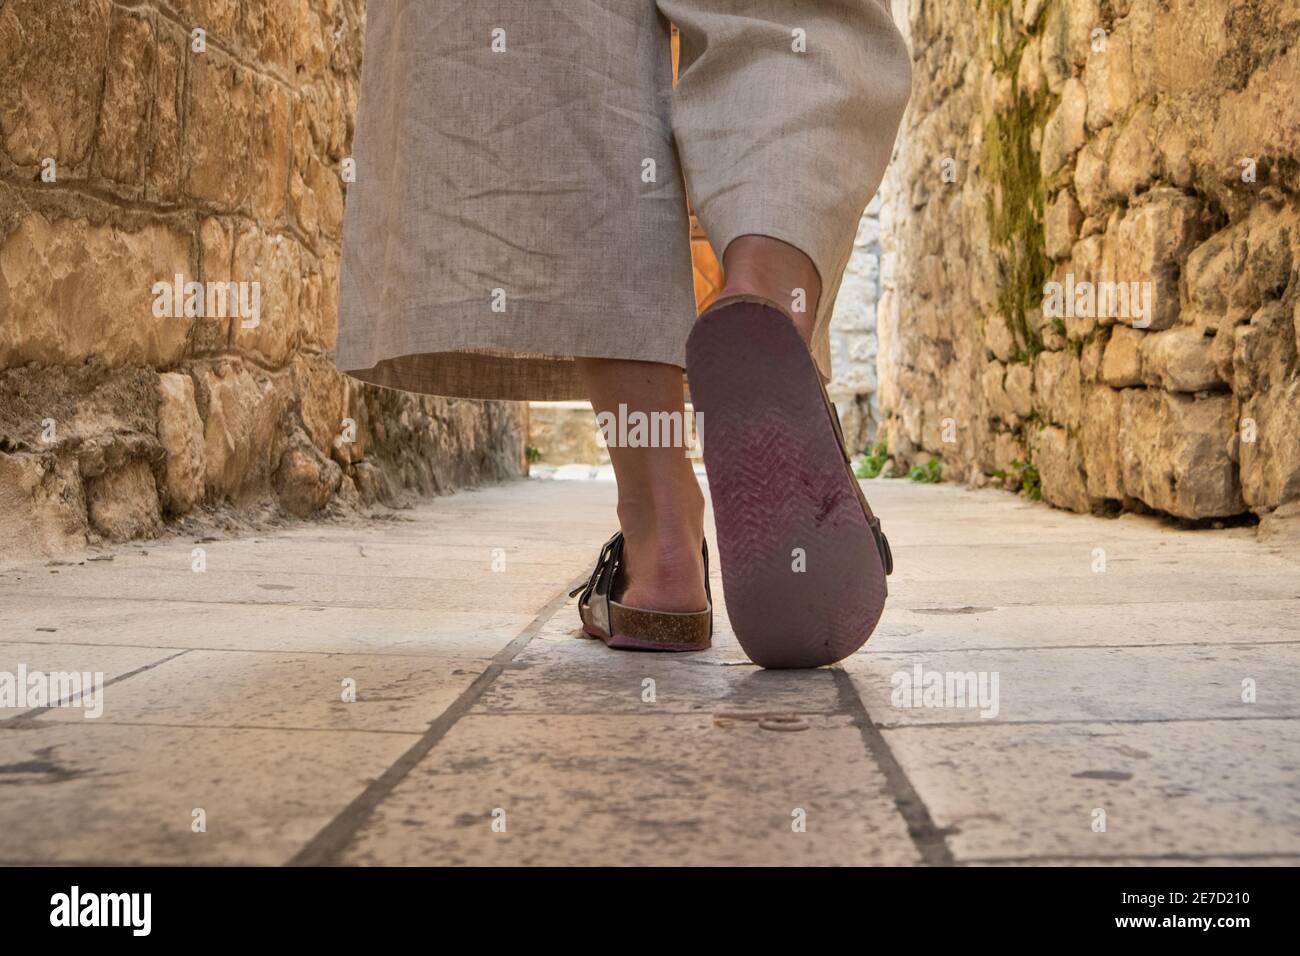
[
  {"left": 716, "top": 234, "right": 822, "bottom": 347},
  {"left": 573, "top": 235, "right": 815, "bottom": 615},
  {"left": 574, "top": 357, "right": 707, "bottom": 612}
]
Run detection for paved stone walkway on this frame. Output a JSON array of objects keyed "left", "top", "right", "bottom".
[{"left": 2, "top": 478, "right": 1298, "bottom": 865}]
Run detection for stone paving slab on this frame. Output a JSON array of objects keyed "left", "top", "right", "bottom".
[
  {"left": 0, "top": 722, "right": 419, "bottom": 865},
  {"left": 844, "top": 643, "right": 1300, "bottom": 725},
  {"left": 2, "top": 599, "right": 534, "bottom": 658},
  {"left": 0, "top": 643, "right": 182, "bottom": 721},
  {"left": 865, "top": 600, "right": 1300, "bottom": 651},
  {"left": 480, "top": 629, "right": 844, "bottom": 715},
  {"left": 882, "top": 719, "right": 1300, "bottom": 862},
  {"left": 35, "top": 649, "right": 490, "bottom": 733},
  {"left": 0, "top": 564, "right": 562, "bottom": 614},
  {"left": 337, "top": 714, "right": 920, "bottom": 867}
]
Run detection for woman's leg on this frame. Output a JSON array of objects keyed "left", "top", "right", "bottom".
[
  {"left": 572, "top": 234, "right": 816, "bottom": 616},
  {"left": 574, "top": 358, "right": 707, "bottom": 612}
]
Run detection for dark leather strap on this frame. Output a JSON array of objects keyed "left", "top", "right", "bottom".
[
  {"left": 820, "top": 382, "right": 893, "bottom": 577},
  {"left": 571, "top": 533, "right": 713, "bottom": 613}
]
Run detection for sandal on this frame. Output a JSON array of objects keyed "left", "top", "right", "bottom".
[
  {"left": 569, "top": 531, "right": 713, "bottom": 652},
  {"left": 685, "top": 295, "right": 893, "bottom": 669}
]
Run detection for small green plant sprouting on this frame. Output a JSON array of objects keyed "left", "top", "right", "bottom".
[
  {"left": 1010, "top": 458, "right": 1041, "bottom": 500},
  {"left": 908, "top": 457, "right": 943, "bottom": 484},
  {"left": 854, "top": 441, "right": 891, "bottom": 479},
  {"left": 525, "top": 446, "right": 542, "bottom": 464}
]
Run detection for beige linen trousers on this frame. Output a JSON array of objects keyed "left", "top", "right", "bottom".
[{"left": 337, "top": 0, "right": 912, "bottom": 400}]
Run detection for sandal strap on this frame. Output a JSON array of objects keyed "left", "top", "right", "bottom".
[
  {"left": 819, "top": 380, "right": 894, "bottom": 577},
  {"left": 568, "top": 530, "right": 625, "bottom": 605},
  {"left": 570, "top": 533, "right": 713, "bottom": 613}
]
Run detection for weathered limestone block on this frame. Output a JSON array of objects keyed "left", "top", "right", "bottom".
[
  {"left": 185, "top": 217, "right": 235, "bottom": 356},
  {"left": 289, "top": 116, "right": 322, "bottom": 240},
  {"left": 1240, "top": 375, "right": 1300, "bottom": 510},
  {"left": 0, "top": 453, "right": 87, "bottom": 556},
  {"left": 85, "top": 459, "right": 162, "bottom": 541},
  {"left": 1030, "top": 425, "right": 1090, "bottom": 513},
  {"left": 198, "top": 362, "right": 288, "bottom": 502},
  {"left": 243, "top": 0, "right": 296, "bottom": 72},
  {"left": 983, "top": 314, "right": 1017, "bottom": 363},
  {"left": 0, "top": 0, "right": 110, "bottom": 166},
  {"left": 1018, "top": 36, "right": 1046, "bottom": 101},
  {"left": 1106, "top": 104, "right": 1158, "bottom": 198},
  {"left": 1113, "top": 190, "right": 1202, "bottom": 329},
  {"left": 1119, "top": 390, "right": 1244, "bottom": 518},
  {"left": 293, "top": 1, "right": 333, "bottom": 78},
  {"left": 303, "top": 249, "right": 342, "bottom": 353},
  {"left": 184, "top": 49, "right": 255, "bottom": 209},
  {"left": 1065, "top": 0, "right": 1103, "bottom": 65},
  {"left": 1038, "top": 4, "right": 1071, "bottom": 95},
  {"left": 275, "top": 430, "right": 342, "bottom": 518},
  {"left": 251, "top": 77, "right": 292, "bottom": 223},
  {"left": 171, "top": 0, "right": 242, "bottom": 40},
  {"left": 1156, "top": 118, "right": 1195, "bottom": 189},
  {"left": 0, "top": 214, "right": 192, "bottom": 368},
  {"left": 1040, "top": 78, "right": 1089, "bottom": 180},
  {"left": 290, "top": 355, "right": 346, "bottom": 456},
  {"left": 1230, "top": 302, "right": 1297, "bottom": 398},
  {"left": 1079, "top": 333, "right": 1106, "bottom": 382},
  {"left": 1184, "top": 226, "right": 1245, "bottom": 321},
  {"left": 1257, "top": 500, "right": 1300, "bottom": 548},
  {"left": 1005, "top": 363, "right": 1035, "bottom": 419},
  {"left": 1046, "top": 191, "right": 1083, "bottom": 261},
  {"left": 93, "top": 9, "right": 156, "bottom": 185},
  {"left": 1085, "top": 26, "right": 1134, "bottom": 131},
  {"left": 992, "top": 430, "right": 1027, "bottom": 476},
  {"left": 146, "top": 20, "right": 188, "bottom": 201},
  {"left": 1199, "top": 44, "right": 1300, "bottom": 209},
  {"left": 1072, "top": 127, "right": 1115, "bottom": 216},
  {"left": 1081, "top": 385, "right": 1124, "bottom": 501},
  {"left": 230, "top": 226, "right": 302, "bottom": 365},
  {"left": 1140, "top": 326, "right": 1224, "bottom": 392},
  {"left": 1034, "top": 350, "right": 1083, "bottom": 429},
  {"left": 156, "top": 373, "right": 206, "bottom": 516},
  {"left": 1245, "top": 217, "right": 1293, "bottom": 305},
  {"left": 982, "top": 361, "right": 1015, "bottom": 424},
  {"left": 1100, "top": 325, "right": 1144, "bottom": 387}
]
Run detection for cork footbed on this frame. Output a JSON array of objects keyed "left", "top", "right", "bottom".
[
  {"left": 572, "top": 533, "right": 713, "bottom": 653},
  {"left": 580, "top": 602, "right": 712, "bottom": 653}
]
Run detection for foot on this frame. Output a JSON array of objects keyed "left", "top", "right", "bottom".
[{"left": 614, "top": 483, "right": 708, "bottom": 613}]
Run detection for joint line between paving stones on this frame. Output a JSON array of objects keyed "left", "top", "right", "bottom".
[
  {"left": 0, "top": 649, "right": 192, "bottom": 727},
  {"left": 831, "top": 667, "right": 956, "bottom": 867},
  {"left": 286, "top": 576, "right": 586, "bottom": 866}
]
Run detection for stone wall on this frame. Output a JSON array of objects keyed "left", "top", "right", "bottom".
[
  {"left": 0, "top": 0, "right": 525, "bottom": 557},
  {"left": 827, "top": 195, "right": 885, "bottom": 452},
  {"left": 879, "top": 0, "right": 1300, "bottom": 527}
]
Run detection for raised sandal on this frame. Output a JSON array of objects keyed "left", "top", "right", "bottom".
[
  {"left": 685, "top": 294, "right": 893, "bottom": 669},
  {"left": 569, "top": 531, "right": 713, "bottom": 652}
]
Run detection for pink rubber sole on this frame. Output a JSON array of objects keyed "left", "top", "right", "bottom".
[{"left": 686, "top": 300, "right": 888, "bottom": 668}]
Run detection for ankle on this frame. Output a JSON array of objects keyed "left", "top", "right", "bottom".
[{"left": 616, "top": 481, "right": 705, "bottom": 550}]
